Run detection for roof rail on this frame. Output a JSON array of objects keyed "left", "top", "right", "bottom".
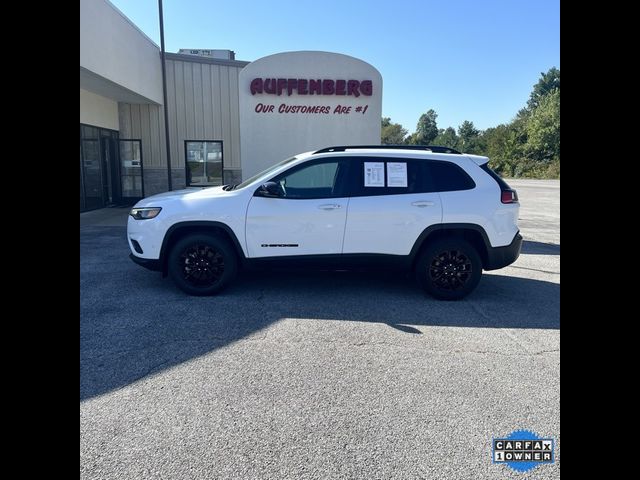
[{"left": 312, "top": 145, "right": 462, "bottom": 155}]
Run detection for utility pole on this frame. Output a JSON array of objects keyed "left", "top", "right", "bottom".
[{"left": 158, "top": 0, "right": 173, "bottom": 191}]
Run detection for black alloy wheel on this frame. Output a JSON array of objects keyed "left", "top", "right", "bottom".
[
  {"left": 180, "top": 243, "right": 225, "bottom": 287},
  {"left": 429, "top": 249, "right": 473, "bottom": 291},
  {"left": 416, "top": 238, "right": 482, "bottom": 300},
  {"left": 168, "top": 234, "right": 238, "bottom": 296}
]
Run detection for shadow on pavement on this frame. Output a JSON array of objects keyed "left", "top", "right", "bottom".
[
  {"left": 81, "top": 227, "right": 559, "bottom": 400},
  {"left": 521, "top": 240, "right": 560, "bottom": 255}
]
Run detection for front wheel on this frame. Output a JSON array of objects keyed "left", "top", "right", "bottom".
[
  {"left": 415, "top": 238, "right": 482, "bottom": 300},
  {"left": 168, "top": 234, "right": 238, "bottom": 296}
]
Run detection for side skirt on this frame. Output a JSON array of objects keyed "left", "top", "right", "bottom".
[{"left": 243, "top": 253, "right": 413, "bottom": 272}]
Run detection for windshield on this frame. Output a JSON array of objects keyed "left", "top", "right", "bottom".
[{"left": 232, "top": 156, "right": 298, "bottom": 190}]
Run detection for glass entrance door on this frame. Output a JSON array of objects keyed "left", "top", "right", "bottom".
[
  {"left": 101, "top": 132, "right": 119, "bottom": 205},
  {"left": 80, "top": 124, "right": 125, "bottom": 212},
  {"left": 119, "top": 139, "right": 144, "bottom": 203},
  {"left": 80, "top": 125, "right": 103, "bottom": 211}
]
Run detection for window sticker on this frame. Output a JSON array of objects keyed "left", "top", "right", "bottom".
[
  {"left": 364, "top": 162, "right": 385, "bottom": 187},
  {"left": 387, "top": 162, "right": 408, "bottom": 187}
]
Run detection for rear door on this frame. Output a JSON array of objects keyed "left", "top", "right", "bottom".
[
  {"left": 245, "top": 158, "right": 349, "bottom": 258},
  {"left": 342, "top": 157, "right": 443, "bottom": 255}
]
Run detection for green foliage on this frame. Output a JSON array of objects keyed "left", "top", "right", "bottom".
[
  {"left": 458, "top": 120, "right": 479, "bottom": 141},
  {"left": 483, "top": 124, "right": 521, "bottom": 176},
  {"left": 381, "top": 117, "right": 408, "bottom": 144},
  {"left": 457, "top": 120, "right": 485, "bottom": 154},
  {"left": 525, "top": 89, "right": 560, "bottom": 163},
  {"left": 432, "top": 127, "right": 459, "bottom": 149},
  {"left": 527, "top": 67, "right": 560, "bottom": 110},
  {"left": 415, "top": 109, "right": 439, "bottom": 144},
  {"left": 405, "top": 132, "right": 421, "bottom": 145},
  {"left": 398, "top": 67, "right": 560, "bottom": 179}
]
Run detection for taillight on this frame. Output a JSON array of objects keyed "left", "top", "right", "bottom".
[{"left": 501, "top": 189, "right": 518, "bottom": 204}]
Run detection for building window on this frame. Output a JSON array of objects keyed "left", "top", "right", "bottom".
[{"left": 185, "top": 141, "right": 223, "bottom": 187}]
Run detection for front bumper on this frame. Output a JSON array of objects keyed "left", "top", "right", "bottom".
[
  {"left": 129, "top": 253, "right": 162, "bottom": 272},
  {"left": 484, "top": 232, "right": 523, "bottom": 270}
]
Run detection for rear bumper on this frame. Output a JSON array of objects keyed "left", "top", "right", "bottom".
[
  {"left": 129, "top": 253, "right": 162, "bottom": 272},
  {"left": 484, "top": 232, "right": 523, "bottom": 270}
]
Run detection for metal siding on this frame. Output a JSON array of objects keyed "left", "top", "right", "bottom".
[
  {"left": 117, "top": 59, "right": 243, "bottom": 176},
  {"left": 157, "top": 102, "right": 167, "bottom": 168},
  {"left": 118, "top": 103, "right": 132, "bottom": 137},
  {"left": 130, "top": 104, "right": 141, "bottom": 138},
  {"left": 164, "top": 60, "right": 176, "bottom": 167},
  {"left": 192, "top": 62, "right": 204, "bottom": 139},
  {"left": 228, "top": 67, "right": 241, "bottom": 169},
  {"left": 169, "top": 60, "right": 183, "bottom": 168},
  {"left": 148, "top": 105, "right": 161, "bottom": 167},
  {"left": 219, "top": 65, "right": 231, "bottom": 168},
  {"left": 183, "top": 63, "right": 195, "bottom": 140},
  {"left": 139, "top": 104, "right": 151, "bottom": 166},
  {"left": 176, "top": 61, "right": 187, "bottom": 168},
  {"left": 212, "top": 65, "right": 223, "bottom": 141},
  {"left": 202, "top": 64, "right": 213, "bottom": 137}
]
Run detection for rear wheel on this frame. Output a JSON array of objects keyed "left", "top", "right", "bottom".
[
  {"left": 415, "top": 238, "right": 482, "bottom": 300},
  {"left": 168, "top": 234, "right": 238, "bottom": 296}
]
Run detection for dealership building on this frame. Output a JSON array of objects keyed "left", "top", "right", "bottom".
[{"left": 80, "top": 0, "right": 382, "bottom": 211}]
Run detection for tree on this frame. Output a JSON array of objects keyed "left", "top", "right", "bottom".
[
  {"left": 525, "top": 89, "right": 560, "bottom": 163},
  {"left": 457, "top": 120, "right": 483, "bottom": 153},
  {"left": 401, "top": 67, "right": 559, "bottom": 178},
  {"left": 414, "top": 109, "right": 439, "bottom": 144},
  {"left": 405, "top": 132, "right": 421, "bottom": 145},
  {"left": 432, "top": 127, "right": 459, "bottom": 149},
  {"left": 458, "top": 120, "right": 479, "bottom": 142},
  {"left": 381, "top": 117, "right": 408, "bottom": 144},
  {"left": 527, "top": 67, "right": 560, "bottom": 110},
  {"left": 482, "top": 123, "right": 525, "bottom": 176}
]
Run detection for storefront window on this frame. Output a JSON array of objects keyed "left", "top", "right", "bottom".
[{"left": 185, "top": 141, "right": 223, "bottom": 187}]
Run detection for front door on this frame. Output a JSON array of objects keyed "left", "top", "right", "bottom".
[
  {"left": 245, "top": 159, "right": 349, "bottom": 258},
  {"left": 100, "top": 133, "right": 120, "bottom": 206}
]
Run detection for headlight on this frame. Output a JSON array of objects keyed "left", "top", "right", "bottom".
[{"left": 129, "top": 207, "right": 162, "bottom": 220}]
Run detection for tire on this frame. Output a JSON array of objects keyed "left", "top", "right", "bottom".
[
  {"left": 415, "top": 238, "right": 482, "bottom": 300},
  {"left": 168, "top": 234, "right": 238, "bottom": 296}
]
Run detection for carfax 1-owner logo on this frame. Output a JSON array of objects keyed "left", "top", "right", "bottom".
[{"left": 493, "top": 430, "right": 555, "bottom": 472}]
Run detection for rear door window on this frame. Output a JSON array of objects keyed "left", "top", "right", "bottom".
[{"left": 343, "top": 157, "right": 435, "bottom": 196}]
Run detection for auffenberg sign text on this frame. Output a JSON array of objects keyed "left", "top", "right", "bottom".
[{"left": 250, "top": 78, "right": 373, "bottom": 97}]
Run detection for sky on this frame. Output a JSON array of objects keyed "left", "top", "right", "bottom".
[{"left": 109, "top": 0, "right": 559, "bottom": 133}]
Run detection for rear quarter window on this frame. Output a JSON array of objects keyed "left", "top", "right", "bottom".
[{"left": 428, "top": 161, "right": 475, "bottom": 192}]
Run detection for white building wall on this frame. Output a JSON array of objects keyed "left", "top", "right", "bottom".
[
  {"left": 80, "top": 88, "right": 119, "bottom": 131},
  {"left": 80, "top": 0, "right": 163, "bottom": 104},
  {"left": 239, "top": 51, "right": 382, "bottom": 178}
]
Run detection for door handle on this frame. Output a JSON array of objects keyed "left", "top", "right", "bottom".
[
  {"left": 411, "top": 201, "right": 435, "bottom": 207},
  {"left": 318, "top": 204, "right": 342, "bottom": 210}
]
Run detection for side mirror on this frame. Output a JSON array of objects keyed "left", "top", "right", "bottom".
[{"left": 255, "top": 181, "right": 284, "bottom": 198}]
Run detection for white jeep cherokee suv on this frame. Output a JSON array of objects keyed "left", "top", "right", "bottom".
[{"left": 127, "top": 145, "right": 522, "bottom": 300}]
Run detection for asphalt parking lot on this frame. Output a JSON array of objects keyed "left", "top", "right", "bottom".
[{"left": 80, "top": 179, "right": 559, "bottom": 479}]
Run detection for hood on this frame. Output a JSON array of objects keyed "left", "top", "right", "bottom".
[{"left": 134, "top": 186, "right": 227, "bottom": 207}]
